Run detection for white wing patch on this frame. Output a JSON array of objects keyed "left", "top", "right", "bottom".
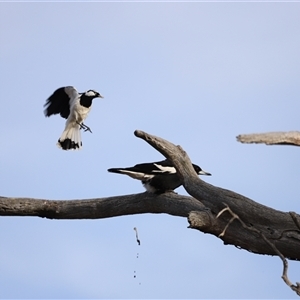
[
  {"left": 119, "top": 170, "right": 155, "bottom": 181},
  {"left": 153, "top": 164, "right": 176, "bottom": 174},
  {"left": 64, "top": 86, "right": 79, "bottom": 103}
]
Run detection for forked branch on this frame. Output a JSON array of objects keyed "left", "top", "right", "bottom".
[
  {"left": 217, "top": 204, "right": 300, "bottom": 296},
  {"left": 1, "top": 129, "right": 300, "bottom": 296},
  {"left": 134, "top": 129, "right": 300, "bottom": 296}
]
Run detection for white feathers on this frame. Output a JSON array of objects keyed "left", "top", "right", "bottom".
[
  {"left": 44, "top": 86, "right": 103, "bottom": 150},
  {"left": 153, "top": 164, "right": 176, "bottom": 174},
  {"left": 142, "top": 181, "right": 158, "bottom": 193},
  {"left": 71, "top": 100, "right": 92, "bottom": 124},
  {"left": 116, "top": 170, "right": 155, "bottom": 181},
  {"left": 85, "top": 90, "right": 99, "bottom": 97},
  {"left": 57, "top": 91, "right": 85, "bottom": 150},
  {"left": 64, "top": 86, "right": 79, "bottom": 103},
  {"left": 107, "top": 159, "right": 211, "bottom": 194},
  {"left": 57, "top": 123, "right": 82, "bottom": 150}
]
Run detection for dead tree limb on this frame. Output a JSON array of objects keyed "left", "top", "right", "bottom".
[
  {"left": 217, "top": 203, "right": 300, "bottom": 296},
  {"left": 236, "top": 131, "right": 300, "bottom": 146},
  {"left": 0, "top": 193, "right": 205, "bottom": 219},
  {"left": 133, "top": 130, "right": 300, "bottom": 260},
  {"left": 134, "top": 129, "right": 300, "bottom": 296},
  {"left": 1, "top": 130, "right": 300, "bottom": 262},
  {"left": 1, "top": 130, "right": 300, "bottom": 295}
]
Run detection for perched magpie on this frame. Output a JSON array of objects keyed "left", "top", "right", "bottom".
[
  {"left": 108, "top": 159, "right": 211, "bottom": 194},
  {"left": 44, "top": 86, "right": 103, "bottom": 150}
]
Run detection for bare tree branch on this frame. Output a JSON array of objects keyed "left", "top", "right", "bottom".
[
  {"left": 2, "top": 130, "right": 299, "bottom": 261},
  {"left": 217, "top": 203, "right": 300, "bottom": 296},
  {"left": 134, "top": 130, "right": 300, "bottom": 261},
  {"left": 236, "top": 131, "right": 300, "bottom": 146},
  {"left": 2, "top": 129, "right": 300, "bottom": 296},
  {"left": 0, "top": 193, "right": 205, "bottom": 219}
]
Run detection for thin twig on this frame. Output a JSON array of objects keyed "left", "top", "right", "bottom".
[
  {"left": 217, "top": 203, "right": 300, "bottom": 296},
  {"left": 216, "top": 207, "right": 238, "bottom": 237}
]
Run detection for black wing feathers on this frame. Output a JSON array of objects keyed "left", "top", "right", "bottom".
[
  {"left": 128, "top": 162, "right": 165, "bottom": 174},
  {"left": 108, "top": 160, "right": 173, "bottom": 175},
  {"left": 130, "top": 159, "right": 174, "bottom": 174},
  {"left": 44, "top": 87, "right": 71, "bottom": 119}
]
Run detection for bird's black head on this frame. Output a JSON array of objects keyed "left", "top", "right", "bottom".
[
  {"left": 85, "top": 90, "right": 104, "bottom": 99},
  {"left": 192, "top": 164, "right": 211, "bottom": 176},
  {"left": 79, "top": 90, "right": 104, "bottom": 108}
]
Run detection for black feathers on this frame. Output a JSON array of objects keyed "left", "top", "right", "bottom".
[
  {"left": 44, "top": 86, "right": 212, "bottom": 193},
  {"left": 79, "top": 90, "right": 102, "bottom": 108},
  {"left": 44, "top": 86, "right": 103, "bottom": 150},
  {"left": 57, "top": 138, "right": 82, "bottom": 150},
  {"left": 108, "top": 159, "right": 211, "bottom": 194},
  {"left": 44, "top": 87, "right": 72, "bottom": 119}
]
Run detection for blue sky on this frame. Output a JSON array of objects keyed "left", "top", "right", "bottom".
[{"left": 1, "top": 2, "right": 300, "bottom": 299}]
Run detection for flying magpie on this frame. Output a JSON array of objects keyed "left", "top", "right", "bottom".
[
  {"left": 44, "top": 86, "right": 103, "bottom": 150},
  {"left": 108, "top": 159, "right": 211, "bottom": 194}
]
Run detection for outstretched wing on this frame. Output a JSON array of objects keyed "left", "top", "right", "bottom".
[{"left": 44, "top": 86, "right": 78, "bottom": 119}]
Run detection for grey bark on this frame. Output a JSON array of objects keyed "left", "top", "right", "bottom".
[
  {"left": 133, "top": 130, "right": 300, "bottom": 261},
  {"left": 1, "top": 129, "right": 300, "bottom": 295},
  {"left": 237, "top": 131, "right": 300, "bottom": 146}
]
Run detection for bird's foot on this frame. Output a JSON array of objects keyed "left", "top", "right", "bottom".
[
  {"left": 77, "top": 122, "right": 92, "bottom": 133},
  {"left": 83, "top": 124, "right": 92, "bottom": 133}
]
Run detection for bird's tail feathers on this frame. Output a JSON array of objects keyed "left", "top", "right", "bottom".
[{"left": 57, "top": 123, "right": 82, "bottom": 150}]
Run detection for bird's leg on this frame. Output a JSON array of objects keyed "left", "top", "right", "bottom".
[
  {"left": 76, "top": 121, "right": 86, "bottom": 131},
  {"left": 76, "top": 122, "right": 93, "bottom": 133}
]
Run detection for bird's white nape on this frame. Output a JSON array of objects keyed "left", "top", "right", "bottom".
[{"left": 85, "top": 90, "right": 99, "bottom": 97}]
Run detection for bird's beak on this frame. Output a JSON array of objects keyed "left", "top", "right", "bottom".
[
  {"left": 98, "top": 94, "right": 104, "bottom": 98},
  {"left": 199, "top": 170, "right": 211, "bottom": 176}
]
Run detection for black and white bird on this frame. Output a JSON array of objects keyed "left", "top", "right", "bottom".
[
  {"left": 44, "top": 86, "right": 103, "bottom": 150},
  {"left": 108, "top": 159, "right": 211, "bottom": 194}
]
